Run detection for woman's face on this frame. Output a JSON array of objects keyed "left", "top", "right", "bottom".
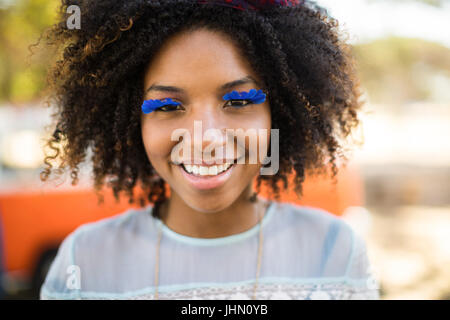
[{"left": 141, "top": 28, "right": 271, "bottom": 213}]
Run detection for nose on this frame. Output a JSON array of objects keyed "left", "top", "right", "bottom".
[{"left": 186, "top": 103, "right": 230, "bottom": 162}]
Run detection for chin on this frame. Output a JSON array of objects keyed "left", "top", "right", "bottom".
[
  {"left": 178, "top": 183, "right": 252, "bottom": 213},
  {"left": 182, "top": 195, "right": 237, "bottom": 214}
]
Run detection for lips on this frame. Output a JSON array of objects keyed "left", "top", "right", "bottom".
[
  {"left": 181, "top": 162, "right": 233, "bottom": 175},
  {"left": 177, "top": 162, "right": 236, "bottom": 190}
]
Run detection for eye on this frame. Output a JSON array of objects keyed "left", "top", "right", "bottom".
[
  {"left": 142, "top": 98, "right": 184, "bottom": 114},
  {"left": 223, "top": 99, "right": 252, "bottom": 108},
  {"left": 155, "top": 103, "right": 183, "bottom": 112}
]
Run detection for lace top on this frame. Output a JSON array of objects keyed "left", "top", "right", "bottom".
[{"left": 40, "top": 201, "right": 380, "bottom": 300}]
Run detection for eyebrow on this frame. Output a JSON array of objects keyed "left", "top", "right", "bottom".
[{"left": 145, "top": 76, "right": 261, "bottom": 94}]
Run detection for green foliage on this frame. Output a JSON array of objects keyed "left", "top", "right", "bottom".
[{"left": 0, "top": 0, "right": 59, "bottom": 103}]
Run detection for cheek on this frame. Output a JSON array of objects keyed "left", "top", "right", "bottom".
[
  {"left": 251, "top": 103, "right": 271, "bottom": 129},
  {"left": 232, "top": 103, "right": 271, "bottom": 130},
  {"left": 255, "top": 105, "right": 272, "bottom": 165},
  {"left": 246, "top": 104, "right": 271, "bottom": 152},
  {"left": 141, "top": 119, "right": 174, "bottom": 166},
  {"left": 230, "top": 104, "right": 271, "bottom": 167}
]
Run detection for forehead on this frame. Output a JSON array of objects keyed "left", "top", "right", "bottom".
[{"left": 144, "top": 28, "right": 259, "bottom": 88}]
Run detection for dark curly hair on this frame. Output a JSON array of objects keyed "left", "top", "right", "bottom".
[{"left": 40, "top": 0, "right": 364, "bottom": 219}]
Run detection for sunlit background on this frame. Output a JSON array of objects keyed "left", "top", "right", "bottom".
[{"left": 0, "top": 0, "right": 449, "bottom": 299}]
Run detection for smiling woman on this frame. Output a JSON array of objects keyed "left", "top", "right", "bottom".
[
  {"left": 140, "top": 28, "right": 272, "bottom": 220},
  {"left": 38, "top": 0, "right": 379, "bottom": 300}
]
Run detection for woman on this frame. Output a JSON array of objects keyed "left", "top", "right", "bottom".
[{"left": 39, "top": 0, "right": 379, "bottom": 299}]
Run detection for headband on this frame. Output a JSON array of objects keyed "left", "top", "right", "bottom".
[{"left": 196, "top": 0, "right": 305, "bottom": 11}]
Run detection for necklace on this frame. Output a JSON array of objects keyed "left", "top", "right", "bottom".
[{"left": 153, "top": 200, "right": 267, "bottom": 300}]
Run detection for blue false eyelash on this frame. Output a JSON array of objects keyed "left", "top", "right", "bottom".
[
  {"left": 142, "top": 89, "right": 266, "bottom": 114},
  {"left": 141, "top": 98, "right": 181, "bottom": 114},
  {"left": 222, "top": 88, "right": 266, "bottom": 104}
]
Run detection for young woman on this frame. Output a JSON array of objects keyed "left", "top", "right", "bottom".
[{"left": 39, "top": 0, "right": 379, "bottom": 299}]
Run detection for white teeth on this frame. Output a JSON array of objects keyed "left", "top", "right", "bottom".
[
  {"left": 182, "top": 163, "right": 233, "bottom": 176},
  {"left": 209, "top": 166, "right": 218, "bottom": 175},
  {"left": 199, "top": 166, "right": 209, "bottom": 175}
]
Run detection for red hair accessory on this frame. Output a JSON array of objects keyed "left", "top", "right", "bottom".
[{"left": 197, "top": 0, "right": 304, "bottom": 11}]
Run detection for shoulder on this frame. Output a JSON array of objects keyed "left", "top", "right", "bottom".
[
  {"left": 272, "top": 201, "right": 353, "bottom": 240},
  {"left": 40, "top": 205, "right": 154, "bottom": 299},
  {"left": 273, "top": 203, "right": 379, "bottom": 296},
  {"left": 71, "top": 205, "right": 153, "bottom": 246},
  {"left": 270, "top": 201, "right": 358, "bottom": 276}
]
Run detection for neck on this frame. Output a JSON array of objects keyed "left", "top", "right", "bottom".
[{"left": 159, "top": 184, "right": 266, "bottom": 239}]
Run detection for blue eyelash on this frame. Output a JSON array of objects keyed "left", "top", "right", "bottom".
[
  {"left": 222, "top": 89, "right": 266, "bottom": 104},
  {"left": 141, "top": 89, "right": 266, "bottom": 114},
  {"left": 141, "top": 98, "right": 181, "bottom": 114}
]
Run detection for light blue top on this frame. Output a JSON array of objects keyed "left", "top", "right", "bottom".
[{"left": 40, "top": 200, "right": 380, "bottom": 300}]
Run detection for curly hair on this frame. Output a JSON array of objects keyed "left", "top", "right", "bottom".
[{"left": 40, "top": 0, "right": 364, "bottom": 219}]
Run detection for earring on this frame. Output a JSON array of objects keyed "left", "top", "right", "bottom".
[{"left": 249, "top": 191, "right": 258, "bottom": 202}]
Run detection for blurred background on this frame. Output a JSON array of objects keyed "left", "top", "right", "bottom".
[{"left": 0, "top": 0, "right": 449, "bottom": 299}]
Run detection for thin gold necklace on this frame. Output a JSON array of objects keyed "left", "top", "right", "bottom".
[{"left": 154, "top": 201, "right": 266, "bottom": 300}]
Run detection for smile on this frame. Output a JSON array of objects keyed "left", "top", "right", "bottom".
[
  {"left": 177, "top": 162, "right": 236, "bottom": 190},
  {"left": 181, "top": 163, "right": 233, "bottom": 176}
]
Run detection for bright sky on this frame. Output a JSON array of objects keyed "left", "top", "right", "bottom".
[{"left": 316, "top": 0, "right": 450, "bottom": 48}]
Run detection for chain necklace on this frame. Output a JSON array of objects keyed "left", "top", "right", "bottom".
[{"left": 153, "top": 201, "right": 267, "bottom": 300}]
